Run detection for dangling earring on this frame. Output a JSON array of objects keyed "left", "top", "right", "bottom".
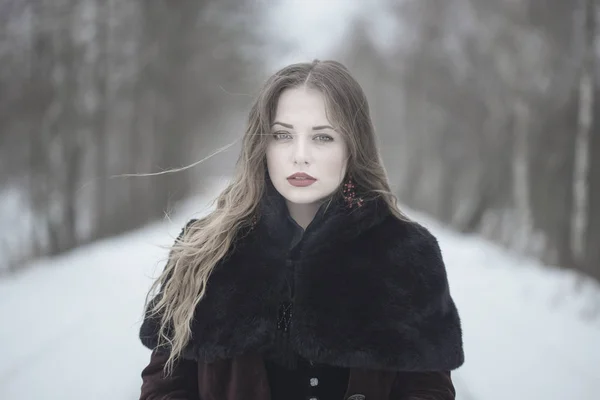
[
  {"left": 342, "top": 177, "right": 364, "bottom": 209},
  {"left": 248, "top": 214, "right": 258, "bottom": 230}
]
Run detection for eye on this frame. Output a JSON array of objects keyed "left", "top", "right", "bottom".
[
  {"left": 273, "top": 131, "right": 292, "bottom": 140},
  {"left": 314, "top": 134, "right": 333, "bottom": 142}
]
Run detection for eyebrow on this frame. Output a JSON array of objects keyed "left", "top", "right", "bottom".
[{"left": 272, "top": 121, "right": 334, "bottom": 130}]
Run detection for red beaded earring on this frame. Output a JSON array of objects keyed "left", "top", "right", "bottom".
[
  {"left": 249, "top": 214, "right": 258, "bottom": 229},
  {"left": 342, "top": 177, "right": 364, "bottom": 208}
]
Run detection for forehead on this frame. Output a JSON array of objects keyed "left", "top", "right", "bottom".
[{"left": 274, "top": 87, "right": 331, "bottom": 123}]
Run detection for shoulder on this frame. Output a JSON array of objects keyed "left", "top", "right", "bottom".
[
  {"left": 164, "top": 218, "right": 200, "bottom": 262},
  {"left": 183, "top": 218, "right": 199, "bottom": 232},
  {"left": 374, "top": 215, "right": 443, "bottom": 260},
  {"left": 175, "top": 218, "right": 199, "bottom": 242},
  {"left": 370, "top": 215, "right": 448, "bottom": 290}
]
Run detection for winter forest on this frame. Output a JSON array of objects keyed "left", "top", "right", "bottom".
[{"left": 1, "top": 0, "right": 599, "bottom": 399}]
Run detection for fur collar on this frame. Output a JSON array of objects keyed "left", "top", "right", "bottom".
[
  {"left": 251, "top": 178, "right": 391, "bottom": 258},
  {"left": 140, "top": 183, "right": 464, "bottom": 372}
]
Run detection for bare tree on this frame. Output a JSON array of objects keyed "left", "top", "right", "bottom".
[{"left": 0, "top": 0, "right": 262, "bottom": 273}]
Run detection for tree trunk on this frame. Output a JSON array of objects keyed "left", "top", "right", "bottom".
[{"left": 582, "top": 0, "right": 599, "bottom": 281}]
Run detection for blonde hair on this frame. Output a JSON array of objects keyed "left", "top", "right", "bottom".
[{"left": 144, "top": 59, "right": 410, "bottom": 374}]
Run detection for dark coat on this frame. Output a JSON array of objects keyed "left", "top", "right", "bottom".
[{"left": 139, "top": 182, "right": 464, "bottom": 399}]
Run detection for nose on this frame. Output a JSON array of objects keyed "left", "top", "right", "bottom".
[{"left": 292, "top": 135, "right": 311, "bottom": 165}]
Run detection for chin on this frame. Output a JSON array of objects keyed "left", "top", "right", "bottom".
[
  {"left": 282, "top": 192, "right": 322, "bottom": 205},
  {"left": 283, "top": 187, "right": 336, "bottom": 205}
]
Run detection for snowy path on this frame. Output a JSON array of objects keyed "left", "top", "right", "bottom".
[
  {"left": 0, "top": 223, "right": 176, "bottom": 399},
  {"left": 432, "top": 217, "right": 600, "bottom": 400},
  {"left": 1, "top": 194, "right": 599, "bottom": 400}
]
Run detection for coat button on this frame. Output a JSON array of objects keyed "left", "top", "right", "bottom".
[
  {"left": 347, "top": 395, "right": 366, "bottom": 400},
  {"left": 309, "top": 377, "right": 319, "bottom": 386}
]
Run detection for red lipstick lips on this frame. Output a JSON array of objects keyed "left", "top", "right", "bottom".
[{"left": 287, "top": 172, "right": 317, "bottom": 187}]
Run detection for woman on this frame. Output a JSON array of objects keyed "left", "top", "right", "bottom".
[{"left": 138, "top": 60, "right": 464, "bottom": 400}]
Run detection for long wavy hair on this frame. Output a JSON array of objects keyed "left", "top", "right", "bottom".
[{"left": 144, "top": 59, "right": 411, "bottom": 374}]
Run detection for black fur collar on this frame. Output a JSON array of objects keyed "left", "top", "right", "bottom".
[
  {"left": 140, "top": 183, "right": 464, "bottom": 372},
  {"left": 251, "top": 178, "right": 391, "bottom": 259}
]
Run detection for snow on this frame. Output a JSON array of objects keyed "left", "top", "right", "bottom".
[
  {"left": 415, "top": 211, "right": 600, "bottom": 400},
  {"left": 0, "top": 178, "right": 226, "bottom": 400},
  {"left": 1, "top": 176, "right": 599, "bottom": 400}
]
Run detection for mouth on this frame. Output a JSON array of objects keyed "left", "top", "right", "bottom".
[
  {"left": 286, "top": 173, "right": 317, "bottom": 187},
  {"left": 287, "top": 172, "right": 317, "bottom": 181}
]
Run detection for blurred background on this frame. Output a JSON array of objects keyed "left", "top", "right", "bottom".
[{"left": 1, "top": 0, "right": 599, "bottom": 399}]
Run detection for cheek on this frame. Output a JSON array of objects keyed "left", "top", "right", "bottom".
[
  {"left": 265, "top": 146, "right": 279, "bottom": 172},
  {"left": 322, "top": 149, "right": 348, "bottom": 180},
  {"left": 265, "top": 152, "right": 274, "bottom": 177}
]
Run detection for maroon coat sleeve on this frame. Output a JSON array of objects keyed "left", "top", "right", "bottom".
[
  {"left": 391, "top": 371, "right": 456, "bottom": 400},
  {"left": 139, "top": 350, "right": 199, "bottom": 400}
]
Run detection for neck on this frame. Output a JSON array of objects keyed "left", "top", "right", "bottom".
[{"left": 285, "top": 200, "right": 321, "bottom": 230}]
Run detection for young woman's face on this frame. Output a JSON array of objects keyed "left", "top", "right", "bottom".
[{"left": 266, "top": 86, "right": 348, "bottom": 206}]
